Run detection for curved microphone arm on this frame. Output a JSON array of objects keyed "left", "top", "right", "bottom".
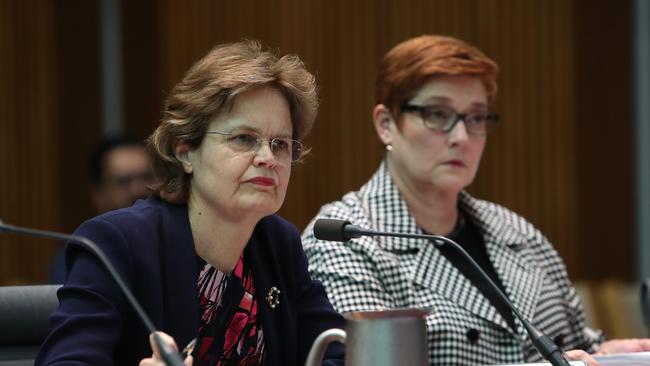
[
  {"left": 361, "top": 228, "right": 569, "bottom": 366},
  {"left": 0, "top": 219, "right": 185, "bottom": 366},
  {"left": 316, "top": 218, "right": 570, "bottom": 366}
]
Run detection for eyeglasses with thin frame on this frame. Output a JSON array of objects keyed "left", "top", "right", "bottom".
[
  {"left": 205, "top": 129, "right": 304, "bottom": 163},
  {"left": 401, "top": 104, "right": 499, "bottom": 136}
]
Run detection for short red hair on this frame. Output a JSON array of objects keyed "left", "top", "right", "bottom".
[{"left": 375, "top": 35, "right": 499, "bottom": 117}]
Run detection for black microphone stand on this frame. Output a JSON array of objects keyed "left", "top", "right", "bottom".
[
  {"left": 0, "top": 220, "right": 185, "bottom": 366},
  {"left": 342, "top": 223, "right": 571, "bottom": 366}
]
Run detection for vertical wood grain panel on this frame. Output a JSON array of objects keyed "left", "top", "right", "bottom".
[
  {"left": 54, "top": 0, "right": 101, "bottom": 234},
  {"left": 0, "top": 0, "right": 59, "bottom": 284},
  {"left": 122, "top": 0, "right": 162, "bottom": 138},
  {"left": 574, "top": 0, "right": 634, "bottom": 279}
]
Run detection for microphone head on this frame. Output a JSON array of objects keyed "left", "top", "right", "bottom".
[
  {"left": 642, "top": 280, "right": 650, "bottom": 328},
  {"left": 313, "top": 219, "right": 353, "bottom": 241}
]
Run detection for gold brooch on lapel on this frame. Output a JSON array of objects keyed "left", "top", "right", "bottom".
[{"left": 266, "top": 286, "right": 280, "bottom": 309}]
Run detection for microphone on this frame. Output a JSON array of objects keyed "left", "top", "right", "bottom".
[
  {"left": 0, "top": 219, "right": 185, "bottom": 366},
  {"left": 313, "top": 218, "right": 571, "bottom": 366},
  {"left": 641, "top": 279, "right": 650, "bottom": 336}
]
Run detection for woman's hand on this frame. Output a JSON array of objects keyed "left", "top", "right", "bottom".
[
  {"left": 565, "top": 349, "right": 600, "bottom": 366},
  {"left": 139, "top": 332, "right": 193, "bottom": 366},
  {"left": 594, "top": 338, "right": 650, "bottom": 354},
  {"left": 562, "top": 338, "right": 650, "bottom": 366}
]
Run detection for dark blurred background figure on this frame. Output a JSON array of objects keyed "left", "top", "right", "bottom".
[
  {"left": 48, "top": 136, "right": 153, "bottom": 283},
  {"left": 88, "top": 136, "right": 153, "bottom": 213}
]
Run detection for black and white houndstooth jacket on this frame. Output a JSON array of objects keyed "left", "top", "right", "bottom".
[{"left": 302, "top": 161, "right": 602, "bottom": 365}]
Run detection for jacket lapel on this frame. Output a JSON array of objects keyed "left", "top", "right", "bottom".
[
  {"left": 460, "top": 192, "right": 545, "bottom": 336},
  {"left": 158, "top": 198, "right": 200, "bottom": 346},
  {"left": 487, "top": 239, "right": 544, "bottom": 335},
  {"left": 412, "top": 239, "right": 515, "bottom": 332},
  {"left": 246, "top": 222, "right": 287, "bottom": 366},
  {"left": 360, "top": 163, "right": 544, "bottom": 334},
  {"left": 361, "top": 164, "right": 511, "bottom": 331}
]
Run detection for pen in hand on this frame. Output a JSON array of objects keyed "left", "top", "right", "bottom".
[{"left": 181, "top": 338, "right": 197, "bottom": 359}]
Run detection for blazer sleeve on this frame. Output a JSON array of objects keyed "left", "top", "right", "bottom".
[
  {"left": 290, "top": 227, "right": 346, "bottom": 366},
  {"left": 35, "top": 217, "right": 134, "bottom": 366},
  {"left": 302, "top": 222, "right": 394, "bottom": 314}
]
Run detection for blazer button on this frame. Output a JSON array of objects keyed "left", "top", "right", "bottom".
[
  {"left": 466, "top": 328, "right": 480, "bottom": 344},
  {"left": 553, "top": 334, "right": 565, "bottom": 348}
]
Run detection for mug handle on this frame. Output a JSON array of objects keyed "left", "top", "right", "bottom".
[{"left": 305, "top": 328, "right": 346, "bottom": 366}]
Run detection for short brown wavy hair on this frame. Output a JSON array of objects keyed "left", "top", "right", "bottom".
[
  {"left": 147, "top": 40, "right": 318, "bottom": 202},
  {"left": 376, "top": 35, "right": 499, "bottom": 118}
]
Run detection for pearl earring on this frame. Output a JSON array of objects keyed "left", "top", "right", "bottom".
[{"left": 385, "top": 144, "right": 393, "bottom": 151}]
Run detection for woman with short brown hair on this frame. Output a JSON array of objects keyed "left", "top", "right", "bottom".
[{"left": 37, "top": 40, "right": 344, "bottom": 366}]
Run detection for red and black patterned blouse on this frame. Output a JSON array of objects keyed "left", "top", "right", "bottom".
[{"left": 193, "top": 256, "right": 265, "bottom": 365}]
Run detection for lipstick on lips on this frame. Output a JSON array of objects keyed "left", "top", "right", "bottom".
[
  {"left": 247, "top": 176, "right": 275, "bottom": 186},
  {"left": 443, "top": 159, "right": 466, "bottom": 167}
]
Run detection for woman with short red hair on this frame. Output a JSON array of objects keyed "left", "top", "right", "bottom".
[{"left": 302, "top": 35, "right": 650, "bottom": 365}]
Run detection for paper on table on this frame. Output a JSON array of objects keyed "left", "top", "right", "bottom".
[
  {"left": 489, "top": 362, "right": 587, "bottom": 366},
  {"left": 488, "top": 352, "right": 650, "bottom": 366},
  {"left": 593, "top": 351, "right": 650, "bottom": 365}
]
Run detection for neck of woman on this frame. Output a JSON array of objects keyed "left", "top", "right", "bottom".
[
  {"left": 387, "top": 160, "right": 460, "bottom": 236},
  {"left": 187, "top": 196, "right": 259, "bottom": 274}
]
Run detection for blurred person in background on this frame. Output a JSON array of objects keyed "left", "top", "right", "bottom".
[
  {"left": 89, "top": 136, "right": 153, "bottom": 213},
  {"left": 49, "top": 136, "right": 153, "bottom": 283}
]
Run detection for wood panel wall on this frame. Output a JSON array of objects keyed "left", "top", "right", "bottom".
[
  {"left": 54, "top": 0, "right": 102, "bottom": 237},
  {"left": 0, "top": 0, "right": 634, "bottom": 284},
  {"left": 0, "top": 0, "right": 60, "bottom": 284},
  {"left": 574, "top": 0, "right": 634, "bottom": 280}
]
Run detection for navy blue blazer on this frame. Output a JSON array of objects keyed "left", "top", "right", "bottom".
[{"left": 36, "top": 196, "right": 345, "bottom": 365}]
